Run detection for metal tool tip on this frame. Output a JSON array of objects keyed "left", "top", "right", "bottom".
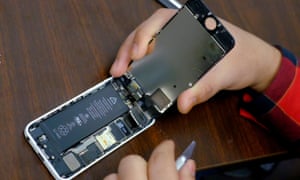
[{"left": 182, "top": 140, "right": 196, "bottom": 159}]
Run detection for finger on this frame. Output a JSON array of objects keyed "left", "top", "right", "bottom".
[
  {"left": 179, "top": 160, "right": 196, "bottom": 180},
  {"left": 177, "top": 83, "right": 216, "bottom": 114},
  {"left": 177, "top": 66, "right": 222, "bottom": 114},
  {"left": 131, "top": 8, "right": 177, "bottom": 60},
  {"left": 103, "top": 173, "right": 118, "bottom": 180},
  {"left": 117, "top": 155, "right": 147, "bottom": 180},
  {"left": 148, "top": 140, "right": 178, "bottom": 180},
  {"left": 110, "top": 9, "right": 176, "bottom": 77},
  {"left": 110, "top": 31, "right": 136, "bottom": 77}
]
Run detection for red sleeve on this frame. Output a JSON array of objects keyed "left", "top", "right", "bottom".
[{"left": 240, "top": 46, "right": 300, "bottom": 144}]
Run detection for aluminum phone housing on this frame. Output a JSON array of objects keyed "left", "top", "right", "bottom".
[{"left": 24, "top": 0, "right": 234, "bottom": 179}]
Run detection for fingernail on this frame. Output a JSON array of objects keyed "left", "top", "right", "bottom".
[
  {"left": 131, "top": 43, "right": 138, "bottom": 59},
  {"left": 179, "top": 96, "right": 197, "bottom": 114},
  {"left": 185, "top": 96, "right": 197, "bottom": 113},
  {"left": 110, "top": 59, "right": 121, "bottom": 76},
  {"left": 187, "top": 160, "right": 196, "bottom": 177},
  {"left": 190, "top": 96, "right": 197, "bottom": 106}
]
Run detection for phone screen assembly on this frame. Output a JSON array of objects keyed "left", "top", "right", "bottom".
[{"left": 24, "top": 0, "right": 235, "bottom": 179}]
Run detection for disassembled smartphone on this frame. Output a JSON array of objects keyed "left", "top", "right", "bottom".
[{"left": 24, "top": 0, "right": 234, "bottom": 179}]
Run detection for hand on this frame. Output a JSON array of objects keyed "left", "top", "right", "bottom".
[
  {"left": 103, "top": 140, "right": 196, "bottom": 180},
  {"left": 110, "top": 8, "right": 281, "bottom": 114}
]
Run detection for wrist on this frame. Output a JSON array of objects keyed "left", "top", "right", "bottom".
[
  {"left": 251, "top": 45, "right": 281, "bottom": 92},
  {"left": 220, "top": 19, "right": 281, "bottom": 93}
]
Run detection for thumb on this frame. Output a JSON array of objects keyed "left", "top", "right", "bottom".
[
  {"left": 177, "top": 78, "right": 219, "bottom": 114},
  {"left": 179, "top": 160, "right": 196, "bottom": 180}
]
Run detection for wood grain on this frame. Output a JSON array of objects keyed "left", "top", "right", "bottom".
[{"left": 0, "top": 0, "right": 298, "bottom": 179}]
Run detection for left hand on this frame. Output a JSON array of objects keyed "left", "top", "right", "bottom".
[
  {"left": 110, "top": 8, "right": 281, "bottom": 114},
  {"left": 103, "top": 140, "right": 196, "bottom": 180}
]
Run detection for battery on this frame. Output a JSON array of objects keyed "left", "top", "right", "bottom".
[{"left": 39, "top": 82, "right": 129, "bottom": 153}]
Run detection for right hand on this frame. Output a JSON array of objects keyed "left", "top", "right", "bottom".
[
  {"left": 103, "top": 140, "right": 196, "bottom": 180},
  {"left": 110, "top": 8, "right": 281, "bottom": 114}
]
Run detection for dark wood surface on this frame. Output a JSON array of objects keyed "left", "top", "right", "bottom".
[{"left": 0, "top": 0, "right": 299, "bottom": 179}]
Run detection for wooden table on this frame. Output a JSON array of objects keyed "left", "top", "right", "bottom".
[{"left": 0, "top": 0, "right": 298, "bottom": 179}]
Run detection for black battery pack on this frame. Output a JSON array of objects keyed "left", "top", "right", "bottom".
[{"left": 39, "top": 83, "right": 129, "bottom": 153}]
